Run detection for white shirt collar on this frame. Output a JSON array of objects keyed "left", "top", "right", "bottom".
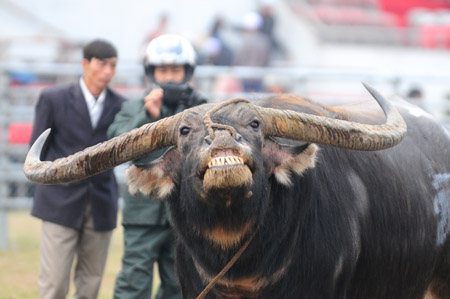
[
  {"left": 79, "top": 77, "right": 106, "bottom": 128},
  {"left": 79, "top": 77, "right": 106, "bottom": 104}
]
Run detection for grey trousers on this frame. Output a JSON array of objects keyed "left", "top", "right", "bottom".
[
  {"left": 113, "top": 225, "right": 182, "bottom": 299},
  {"left": 38, "top": 204, "right": 113, "bottom": 299}
]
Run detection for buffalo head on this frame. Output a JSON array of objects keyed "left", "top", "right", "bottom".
[{"left": 24, "top": 83, "right": 406, "bottom": 184}]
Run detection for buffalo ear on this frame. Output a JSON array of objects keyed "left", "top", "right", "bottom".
[
  {"left": 125, "top": 147, "right": 181, "bottom": 200},
  {"left": 263, "top": 138, "right": 318, "bottom": 186}
]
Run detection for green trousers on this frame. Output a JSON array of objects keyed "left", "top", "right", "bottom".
[{"left": 113, "top": 225, "right": 182, "bottom": 299}]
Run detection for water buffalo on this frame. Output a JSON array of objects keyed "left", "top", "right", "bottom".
[{"left": 24, "top": 84, "right": 449, "bottom": 298}]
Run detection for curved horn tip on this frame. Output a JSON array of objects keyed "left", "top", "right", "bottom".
[
  {"left": 38, "top": 128, "right": 51, "bottom": 141},
  {"left": 361, "top": 82, "right": 381, "bottom": 98},
  {"left": 361, "top": 81, "right": 371, "bottom": 89},
  {"left": 361, "top": 81, "right": 373, "bottom": 92},
  {"left": 26, "top": 128, "right": 51, "bottom": 162}
]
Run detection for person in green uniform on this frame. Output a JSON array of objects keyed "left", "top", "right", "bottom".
[{"left": 109, "top": 34, "right": 207, "bottom": 299}]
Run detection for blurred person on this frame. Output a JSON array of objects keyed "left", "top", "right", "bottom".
[
  {"left": 234, "top": 11, "right": 271, "bottom": 67},
  {"left": 29, "top": 39, "right": 126, "bottom": 299},
  {"left": 109, "top": 34, "right": 207, "bottom": 299},
  {"left": 259, "top": 0, "right": 286, "bottom": 60},
  {"left": 406, "top": 86, "right": 426, "bottom": 110},
  {"left": 146, "top": 12, "right": 169, "bottom": 42},
  {"left": 234, "top": 11, "right": 272, "bottom": 92},
  {"left": 212, "top": 73, "right": 241, "bottom": 99},
  {"left": 205, "top": 16, "right": 234, "bottom": 66},
  {"left": 264, "top": 74, "right": 290, "bottom": 93},
  {"left": 203, "top": 36, "right": 234, "bottom": 66},
  {"left": 139, "top": 12, "right": 170, "bottom": 64}
]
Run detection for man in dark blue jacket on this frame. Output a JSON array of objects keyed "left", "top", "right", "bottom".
[{"left": 29, "top": 39, "right": 126, "bottom": 299}]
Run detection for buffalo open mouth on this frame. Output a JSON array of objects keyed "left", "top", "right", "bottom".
[
  {"left": 202, "top": 150, "right": 253, "bottom": 190},
  {"left": 207, "top": 156, "right": 245, "bottom": 169}
]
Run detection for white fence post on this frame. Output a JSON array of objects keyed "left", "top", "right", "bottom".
[
  {"left": 0, "top": 65, "right": 10, "bottom": 250},
  {"left": 0, "top": 207, "right": 8, "bottom": 250}
]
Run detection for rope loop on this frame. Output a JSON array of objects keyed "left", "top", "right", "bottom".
[{"left": 203, "top": 98, "right": 251, "bottom": 140}]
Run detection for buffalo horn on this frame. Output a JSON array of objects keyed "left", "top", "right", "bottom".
[
  {"left": 256, "top": 83, "right": 407, "bottom": 151},
  {"left": 23, "top": 113, "right": 182, "bottom": 184}
]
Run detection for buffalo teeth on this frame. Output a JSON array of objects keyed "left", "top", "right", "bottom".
[{"left": 207, "top": 156, "right": 244, "bottom": 168}]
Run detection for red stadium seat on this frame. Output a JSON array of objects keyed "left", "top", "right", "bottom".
[
  {"left": 8, "top": 123, "right": 33, "bottom": 144},
  {"left": 419, "top": 25, "right": 450, "bottom": 49}
]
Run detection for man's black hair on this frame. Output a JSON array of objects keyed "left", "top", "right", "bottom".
[{"left": 83, "top": 39, "right": 117, "bottom": 61}]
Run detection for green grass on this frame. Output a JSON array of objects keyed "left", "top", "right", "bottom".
[{"left": 0, "top": 210, "right": 159, "bottom": 299}]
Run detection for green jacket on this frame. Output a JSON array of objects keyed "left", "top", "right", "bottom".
[{"left": 107, "top": 91, "right": 206, "bottom": 225}]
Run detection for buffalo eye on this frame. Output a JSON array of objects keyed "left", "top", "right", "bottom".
[
  {"left": 249, "top": 120, "right": 260, "bottom": 129},
  {"left": 180, "top": 126, "right": 191, "bottom": 136}
]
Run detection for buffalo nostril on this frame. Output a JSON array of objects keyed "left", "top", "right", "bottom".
[
  {"left": 236, "top": 133, "right": 242, "bottom": 142},
  {"left": 204, "top": 136, "right": 213, "bottom": 145}
]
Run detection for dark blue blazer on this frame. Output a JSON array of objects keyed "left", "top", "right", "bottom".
[{"left": 29, "top": 82, "right": 126, "bottom": 231}]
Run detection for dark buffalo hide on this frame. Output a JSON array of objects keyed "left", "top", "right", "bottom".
[{"left": 126, "top": 95, "right": 450, "bottom": 298}]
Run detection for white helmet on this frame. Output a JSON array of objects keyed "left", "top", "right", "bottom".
[{"left": 144, "top": 34, "right": 196, "bottom": 83}]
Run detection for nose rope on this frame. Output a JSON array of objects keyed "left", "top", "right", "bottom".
[{"left": 203, "top": 98, "right": 250, "bottom": 140}]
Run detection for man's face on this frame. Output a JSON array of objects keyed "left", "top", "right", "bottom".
[
  {"left": 82, "top": 57, "right": 117, "bottom": 94},
  {"left": 154, "top": 65, "right": 185, "bottom": 83}
]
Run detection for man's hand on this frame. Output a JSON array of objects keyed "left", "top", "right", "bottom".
[{"left": 144, "top": 88, "right": 163, "bottom": 119}]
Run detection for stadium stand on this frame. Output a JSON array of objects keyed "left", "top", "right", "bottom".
[{"left": 287, "top": 0, "right": 450, "bottom": 47}]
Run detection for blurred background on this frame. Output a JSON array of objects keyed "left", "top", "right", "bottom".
[{"left": 1, "top": 0, "right": 450, "bottom": 296}]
